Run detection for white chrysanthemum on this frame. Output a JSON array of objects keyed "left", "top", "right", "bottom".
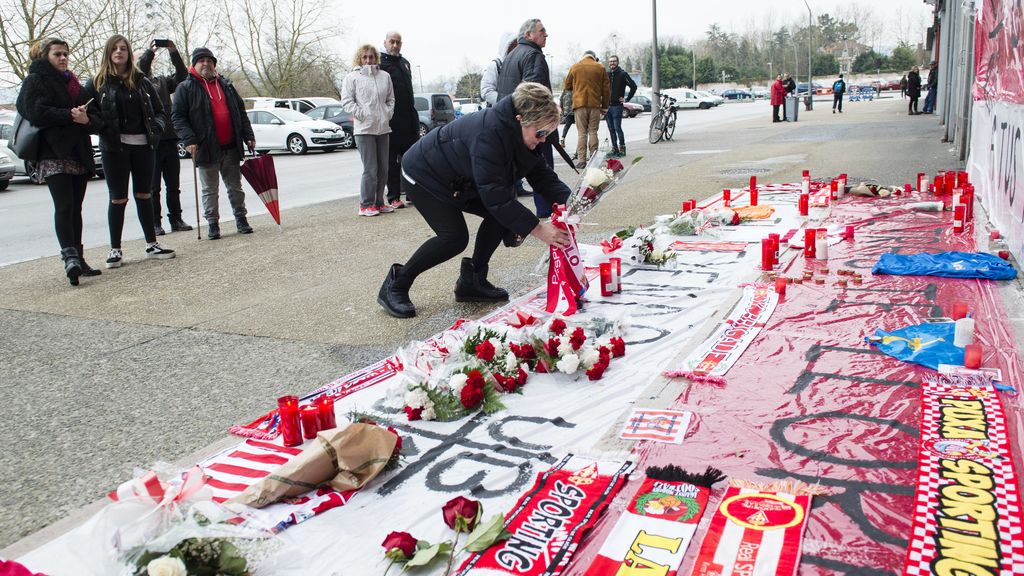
[
  {"left": 421, "top": 405, "right": 437, "bottom": 420},
  {"left": 557, "top": 337, "right": 574, "bottom": 358},
  {"left": 147, "top": 557, "right": 186, "bottom": 576},
  {"left": 579, "top": 346, "right": 601, "bottom": 368},
  {"left": 404, "top": 388, "right": 430, "bottom": 409},
  {"left": 488, "top": 337, "right": 504, "bottom": 356},
  {"left": 449, "top": 373, "right": 469, "bottom": 396},
  {"left": 596, "top": 336, "right": 613, "bottom": 350},
  {"left": 504, "top": 351, "right": 518, "bottom": 372},
  {"left": 558, "top": 354, "right": 580, "bottom": 374}
]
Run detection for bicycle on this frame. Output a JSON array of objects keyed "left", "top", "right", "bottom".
[{"left": 648, "top": 93, "right": 678, "bottom": 144}]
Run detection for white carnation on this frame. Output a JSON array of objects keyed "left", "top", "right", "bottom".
[
  {"left": 421, "top": 405, "right": 437, "bottom": 420},
  {"left": 504, "top": 351, "right": 518, "bottom": 372},
  {"left": 579, "top": 346, "right": 600, "bottom": 368},
  {"left": 404, "top": 388, "right": 430, "bottom": 409},
  {"left": 147, "top": 556, "right": 186, "bottom": 576},
  {"left": 557, "top": 337, "right": 575, "bottom": 357},
  {"left": 488, "top": 337, "right": 504, "bottom": 356},
  {"left": 449, "top": 373, "right": 469, "bottom": 396},
  {"left": 558, "top": 354, "right": 580, "bottom": 374}
]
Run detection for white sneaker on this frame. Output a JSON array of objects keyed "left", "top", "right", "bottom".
[
  {"left": 105, "top": 248, "right": 123, "bottom": 269},
  {"left": 145, "top": 243, "right": 175, "bottom": 260}
]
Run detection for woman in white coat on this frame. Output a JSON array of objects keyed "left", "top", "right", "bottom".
[{"left": 342, "top": 45, "right": 395, "bottom": 216}]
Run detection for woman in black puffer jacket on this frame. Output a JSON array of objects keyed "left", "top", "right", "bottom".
[
  {"left": 83, "top": 34, "right": 174, "bottom": 269},
  {"left": 16, "top": 38, "right": 102, "bottom": 285}
]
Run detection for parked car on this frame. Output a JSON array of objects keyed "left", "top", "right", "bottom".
[
  {"left": 721, "top": 89, "right": 754, "bottom": 101},
  {"left": 414, "top": 93, "right": 456, "bottom": 137},
  {"left": 305, "top": 105, "right": 356, "bottom": 149},
  {"left": 795, "top": 82, "right": 825, "bottom": 95},
  {"left": 697, "top": 90, "right": 725, "bottom": 106},
  {"left": 751, "top": 87, "right": 769, "bottom": 99},
  {"left": 661, "top": 88, "right": 718, "bottom": 109},
  {"left": 0, "top": 150, "right": 14, "bottom": 190},
  {"left": 632, "top": 95, "right": 652, "bottom": 112},
  {"left": 244, "top": 97, "right": 340, "bottom": 114},
  {"left": 0, "top": 111, "right": 103, "bottom": 183},
  {"left": 246, "top": 108, "right": 347, "bottom": 154},
  {"left": 622, "top": 101, "right": 643, "bottom": 117}
]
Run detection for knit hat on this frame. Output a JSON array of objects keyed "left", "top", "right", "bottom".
[{"left": 191, "top": 47, "right": 217, "bottom": 66}]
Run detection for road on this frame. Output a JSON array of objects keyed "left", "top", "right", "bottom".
[{"left": 0, "top": 101, "right": 766, "bottom": 266}]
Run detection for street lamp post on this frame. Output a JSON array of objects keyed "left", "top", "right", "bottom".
[
  {"left": 651, "top": 0, "right": 660, "bottom": 111},
  {"left": 802, "top": 0, "right": 813, "bottom": 110},
  {"left": 768, "top": 61, "right": 772, "bottom": 85},
  {"left": 416, "top": 65, "right": 423, "bottom": 92}
]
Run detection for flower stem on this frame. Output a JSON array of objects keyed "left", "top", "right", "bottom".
[
  {"left": 383, "top": 559, "right": 395, "bottom": 576},
  {"left": 444, "top": 532, "right": 461, "bottom": 576}
]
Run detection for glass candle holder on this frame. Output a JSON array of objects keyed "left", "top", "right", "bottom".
[
  {"left": 317, "top": 395, "right": 337, "bottom": 430},
  {"left": 300, "top": 405, "right": 320, "bottom": 440},
  {"left": 964, "top": 344, "right": 982, "bottom": 369},
  {"left": 277, "top": 395, "right": 302, "bottom": 447}
]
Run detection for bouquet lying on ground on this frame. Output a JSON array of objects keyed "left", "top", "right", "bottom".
[
  {"left": 396, "top": 315, "right": 629, "bottom": 422},
  {"left": 610, "top": 226, "right": 677, "bottom": 268}
]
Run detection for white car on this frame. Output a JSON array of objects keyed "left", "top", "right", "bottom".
[
  {"left": 0, "top": 149, "right": 14, "bottom": 190},
  {"left": 697, "top": 90, "right": 725, "bottom": 106},
  {"left": 0, "top": 111, "right": 103, "bottom": 184},
  {"left": 246, "top": 108, "right": 347, "bottom": 154},
  {"left": 661, "top": 88, "right": 719, "bottom": 109}
]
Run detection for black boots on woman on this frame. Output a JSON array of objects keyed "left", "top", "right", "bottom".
[
  {"left": 78, "top": 245, "right": 101, "bottom": 277},
  {"left": 60, "top": 247, "right": 82, "bottom": 286},
  {"left": 378, "top": 264, "right": 416, "bottom": 318},
  {"left": 454, "top": 257, "right": 509, "bottom": 302}
]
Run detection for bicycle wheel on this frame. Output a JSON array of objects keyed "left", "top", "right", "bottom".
[
  {"left": 648, "top": 113, "right": 665, "bottom": 143},
  {"left": 664, "top": 111, "right": 677, "bottom": 141}
]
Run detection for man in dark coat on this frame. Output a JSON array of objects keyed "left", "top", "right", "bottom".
[
  {"left": 172, "top": 47, "right": 256, "bottom": 239},
  {"left": 379, "top": 31, "right": 420, "bottom": 209},
  {"left": 831, "top": 74, "right": 846, "bottom": 114},
  {"left": 496, "top": 18, "right": 554, "bottom": 217},
  {"left": 138, "top": 39, "right": 192, "bottom": 235},
  {"left": 922, "top": 62, "right": 938, "bottom": 114},
  {"left": 782, "top": 74, "right": 796, "bottom": 120}
]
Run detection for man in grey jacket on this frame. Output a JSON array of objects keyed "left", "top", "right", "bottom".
[{"left": 480, "top": 32, "right": 517, "bottom": 107}]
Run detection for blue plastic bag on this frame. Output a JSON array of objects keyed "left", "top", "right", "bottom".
[
  {"left": 871, "top": 252, "right": 1016, "bottom": 280},
  {"left": 869, "top": 321, "right": 964, "bottom": 371}
]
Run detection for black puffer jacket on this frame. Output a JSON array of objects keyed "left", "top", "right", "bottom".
[
  {"left": 15, "top": 59, "right": 100, "bottom": 174},
  {"left": 82, "top": 72, "right": 166, "bottom": 151},
  {"left": 137, "top": 48, "right": 188, "bottom": 140},
  {"left": 379, "top": 51, "right": 420, "bottom": 148},
  {"left": 402, "top": 97, "right": 570, "bottom": 237},
  {"left": 496, "top": 39, "right": 550, "bottom": 101},
  {"left": 171, "top": 72, "right": 254, "bottom": 166},
  {"left": 907, "top": 71, "right": 922, "bottom": 98}
]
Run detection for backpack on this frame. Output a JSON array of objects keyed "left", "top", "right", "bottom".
[{"left": 833, "top": 80, "right": 845, "bottom": 92}]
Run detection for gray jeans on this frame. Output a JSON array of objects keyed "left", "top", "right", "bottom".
[
  {"left": 197, "top": 146, "right": 247, "bottom": 223},
  {"left": 354, "top": 134, "right": 390, "bottom": 208}
]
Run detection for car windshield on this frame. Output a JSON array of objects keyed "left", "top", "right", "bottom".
[{"left": 272, "top": 109, "right": 313, "bottom": 122}]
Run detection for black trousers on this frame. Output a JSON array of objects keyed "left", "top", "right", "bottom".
[
  {"left": 151, "top": 139, "right": 183, "bottom": 222},
  {"left": 909, "top": 97, "right": 919, "bottom": 114},
  {"left": 101, "top": 144, "right": 157, "bottom": 247},
  {"left": 772, "top": 105, "right": 781, "bottom": 122},
  {"left": 45, "top": 173, "right": 89, "bottom": 250},
  {"left": 832, "top": 93, "right": 843, "bottom": 112},
  {"left": 385, "top": 134, "right": 414, "bottom": 204},
  {"left": 401, "top": 176, "right": 504, "bottom": 285}
]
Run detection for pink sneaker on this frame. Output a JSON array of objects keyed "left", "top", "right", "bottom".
[
  {"left": 359, "top": 206, "right": 380, "bottom": 217},
  {"left": 388, "top": 199, "right": 406, "bottom": 209},
  {"left": 378, "top": 203, "right": 395, "bottom": 214}
]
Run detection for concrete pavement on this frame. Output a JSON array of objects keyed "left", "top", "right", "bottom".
[{"left": 0, "top": 97, "right": 987, "bottom": 555}]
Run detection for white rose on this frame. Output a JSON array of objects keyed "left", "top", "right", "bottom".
[
  {"left": 558, "top": 354, "right": 580, "bottom": 374},
  {"left": 583, "top": 167, "right": 609, "bottom": 188},
  {"left": 449, "top": 373, "right": 469, "bottom": 396},
  {"left": 147, "top": 556, "right": 186, "bottom": 576}
]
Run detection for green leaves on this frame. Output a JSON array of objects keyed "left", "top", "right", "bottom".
[
  {"left": 463, "top": 514, "right": 512, "bottom": 553},
  {"left": 403, "top": 541, "right": 453, "bottom": 570},
  {"left": 480, "top": 383, "right": 506, "bottom": 415}
]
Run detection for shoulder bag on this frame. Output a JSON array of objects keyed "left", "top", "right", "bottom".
[{"left": 7, "top": 112, "right": 41, "bottom": 162}]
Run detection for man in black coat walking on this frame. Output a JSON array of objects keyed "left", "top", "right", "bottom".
[{"left": 379, "top": 31, "right": 420, "bottom": 209}]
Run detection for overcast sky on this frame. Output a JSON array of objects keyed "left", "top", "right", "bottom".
[{"left": 334, "top": 0, "right": 933, "bottom": 87}]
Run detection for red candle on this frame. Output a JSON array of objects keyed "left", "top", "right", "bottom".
[
  {"left": 802, "top": 170, "right": 810, "bottom": 178},
  {"left": 917, "top": 172, "right": 925, "bottom": 192},
  {"left": 953, "top": 205, "right": 966, "bottom": 233},
  {"left": 599, "top": 262, "right": 614, "bottom": 296},
  {"left": 963, "top": 191, "right": 974, "bottom": 220},
  {"left": 998, "top": 250, "right": 1011, "bottom": 260},
  {"left": 990, "top": 230, "right": 1001, "bottom": 240},
  {"left": 904, "top": 183, "right": 911, "bottom": 193},
  {"left": 934, "top": 175, "right": 944, "bottom": 195},
  {"left": 957, "top": 170, "right": 969, "bottom": 187},
  {"left": 768, "top": 233, "right": 780, "bottom": 263},
  {"left": 300, "top": 405, "right": 320, "bottom": 440},
  {"left": 316, "top": 395, "right": 336, "bottom": 430},
  {"left": 945, "top": 171, "right": 956, "bottom": 193},
  {"left": 951, "top": 302, "right": 968, "bottom": 320},
  {"left": 609, "top": 257, "right": 622, "bottom": 293},
  {"left": 723, "top": 189, "right": 731, "bottom": 207},
  {"left": 964, "top": 344, "right": 982, "bottom": 369},
  {"left": 803, "top": 228, "right": 816, "bottom": 258},
  {"left": 830, "top": 179, "right": 838, "bottom": 200},
  {"left": 845, "top": 225, "right": 855, "bottom": 240},
  {"left": 798, "top": 193, "right": 809, "bottom": 216},
  {"left": 277, "top": 395, "right": 302, "bottom": 447},
  {"left": 761, "top": 238, "right": 774, "bottom": 270},
  {"left": 775, "top": 276, "right": 787, "bottom": 295}
]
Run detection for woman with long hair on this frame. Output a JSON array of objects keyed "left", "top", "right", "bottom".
[
  {"left": 341, "top": 44, "right": 395, "bottom": 217},
  {"left": 84, "top": 34, "right": 174, "bottom": 268},
  {"left": 16, "top": 38, "right": 102, "bottom": 285},
  {"left": 907, "top": 66, "right": 922, "bottom": 115}
]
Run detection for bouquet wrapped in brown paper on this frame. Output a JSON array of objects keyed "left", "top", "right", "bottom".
[{"left": 229, "top": 422, "right": 397, "bottom": 508}]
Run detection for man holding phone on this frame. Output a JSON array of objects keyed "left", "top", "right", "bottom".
[{"left": 138, "top": 39, "right": 192, "bottom": 235}]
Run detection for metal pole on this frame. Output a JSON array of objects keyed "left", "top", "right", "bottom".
[
  {"left": 693, "top": 49, "right": 697, "bottom": 89},
  {"left": 651, "top": 0, "right": 660, "bottom": 109},
  {"left": 803, "top": 0, "right": 813, "bottom": 110},
  {"left": 417, "top": 65, "right": 423, "bottom": 92}
]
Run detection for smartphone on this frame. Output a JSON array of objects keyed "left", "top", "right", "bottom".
[{"left": 153, "top": 39, "right": 171, "bottom": 48}]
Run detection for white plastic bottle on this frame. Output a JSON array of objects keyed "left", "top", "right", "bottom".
[{"left": 954, "top": 314, "right": 975, "bottom": 347}]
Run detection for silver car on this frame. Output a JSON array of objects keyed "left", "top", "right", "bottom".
[
  {"left": 0, "top": 111, "right": 103, "bottom": 184},
  {"left": 0, "top": 149, "right": 14, "bottom": 191}
]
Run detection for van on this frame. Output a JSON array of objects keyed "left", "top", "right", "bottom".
[{"left": 414, "top": 93, "right": 455, "bottom": 137}]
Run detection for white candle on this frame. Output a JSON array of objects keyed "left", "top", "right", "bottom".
[{"left": 815, "top": 237, "right": 829, "bottom": 260}]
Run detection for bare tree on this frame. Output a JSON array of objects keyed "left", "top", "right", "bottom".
[{"left": 0, "top": 0, "right": 111, "bottom": 87}]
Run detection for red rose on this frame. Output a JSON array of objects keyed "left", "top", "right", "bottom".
[
  {"left": 442, "top": 496, "right": 482, "bottom": 532},
  {"left": 606, "top": 158, "right": 624, "bottom": 173},
  {"left": 731, "top": 211, "right": 741, "bottom": 225},
  {"left": 549, "top": 318, "right": 567, "bottom": 335},
  {"left": 387, "top": 426, "right": 403, "bottom": 456},
  {"left": 404, "top": 406, "right": 423, "bottom": 421},
  {"left": 475, "top": 340, "right": 496, "bottom": 362},
  {"left": 569, "top": 327, "right": 586, "bottom": 350},
  {"left": 381, "top": 530, "right": 418, "bottom": 561},
  {"left": 460, "top": 382, "right": 484, "bottom": 409},
  {"left": 466, "top": 369, "right": 486, "bottom": 389},
  {"left": 544, "top": 337, "right": 561, "bottom": 357},
  {"left": 582, "top": 187, "right": 598, "bottom": 201},
  {"left": 610, "top": 336, "right": 626, "bottom": 357}
]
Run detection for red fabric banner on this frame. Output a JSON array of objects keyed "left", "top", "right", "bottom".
[{"left": 973, "top": 0, "right": 1024, "bottom": 104}]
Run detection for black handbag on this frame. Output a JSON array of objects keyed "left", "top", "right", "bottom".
[{"left": 7, "top": 112, "right": 41, "bottom": 162}]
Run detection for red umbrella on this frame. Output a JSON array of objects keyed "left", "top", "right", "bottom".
[{"left": 240, "top": 154, "right": 281, "bottom": 225}]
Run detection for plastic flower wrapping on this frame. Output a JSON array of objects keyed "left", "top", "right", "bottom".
[
  {"left": 391, "top": 314, "right": 630, "bottom": 421},
  {"left": 564, "top": 153, "right": 643, "bottom": 218},
  {"left": 612, "top": 226, "right": 677, "bottom": 268}
]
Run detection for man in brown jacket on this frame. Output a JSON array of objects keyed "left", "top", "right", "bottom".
[{"left": 563, "top": 50, "right": 609, "bottom": 168}]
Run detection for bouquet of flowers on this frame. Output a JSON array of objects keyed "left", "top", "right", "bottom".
[
  {"left": 612, "top": 226, "right": 676, "bottom": 268},
  {"left": 666, "top": 208, "right": 741, "bottom": 236},
  {"left": 565, "top": 155, "right": 643, "bottom": 218}
]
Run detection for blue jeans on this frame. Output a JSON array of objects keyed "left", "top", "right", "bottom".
[
  {"left": 605, "top": 105, "right": 624, "bottom": 150},
  {"left": 922, "top": 88, "right": 936, "bottom": 113}
]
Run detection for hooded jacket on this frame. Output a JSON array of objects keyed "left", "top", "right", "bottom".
[
  {"left": 495, "top": 39, "right": 550, "bottom": 101},
  {"left": 82, "top": 71, "right": 166, "bottom": 151},
  {"left": 340, "top": 65, "right": 395, "bottom": 136},
  {"left": 564, "top": 55, "right": 610, "bottom": 110},
  {"left": 137, "top": 48, "right": 188, "bottom": 140},
  {"left": 16, "top": 58, "right": 100, "bottom": 174},
  {"left": 480, "top": 32, "right": 518, "bottom": 107},
  {"left": 401, "top": 96, "right": 570, "bottom": 237},
  {"left": 379, "top": 50, "right": 419, "bottom": 146},
  {"left": 171, "top": 69, "right": 254, "bottom": 165}
]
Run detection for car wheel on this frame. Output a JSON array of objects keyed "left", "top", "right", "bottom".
[
  {"left": 0, "top": 179, "right": 9, "bottom": 191},
  {"left": 419, "top": 123, "right": 429, "bottom": 138},
  {"left": 341, "top": 129, "right": 355, "bottom": 149},
  {"left": 699, "top": 102, "right": 710, "bottom": 109},
  {"left": 287, "top": 133, "right": 308, "bottom": 155},
  {"left": 176, "top": 141, "right": 189, "bottom": 159},
  {"left": 26, "top": 161, "right": 45, "bottom": 185}
]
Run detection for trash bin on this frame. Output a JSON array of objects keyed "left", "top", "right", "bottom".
[{"left": 785, "top": 95, "right": 799, "bottom": 122}]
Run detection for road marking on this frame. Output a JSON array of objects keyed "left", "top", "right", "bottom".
[{"left": 676, "top": 149, "right": 730, "bottom": 155}]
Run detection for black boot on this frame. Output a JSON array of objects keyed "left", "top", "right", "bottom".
[
  {"left": 61, "top": 247, "right": 82, "bottom": 286},
  {"left": 454, "top": 257, "right": 509, "bottom": 302},
  {"left": 169, "top": 217, "right": 194, "bottom": 232},
  {"left": 78, "top": 245, "right": 101, "bottom": 277},
  {"left": 378, "top": 263, "right": 416, "bottom": 318}
]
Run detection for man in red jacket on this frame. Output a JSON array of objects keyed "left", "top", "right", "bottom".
[{"left": 770, "top": 74, "right": 786, "bottom": 123}]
